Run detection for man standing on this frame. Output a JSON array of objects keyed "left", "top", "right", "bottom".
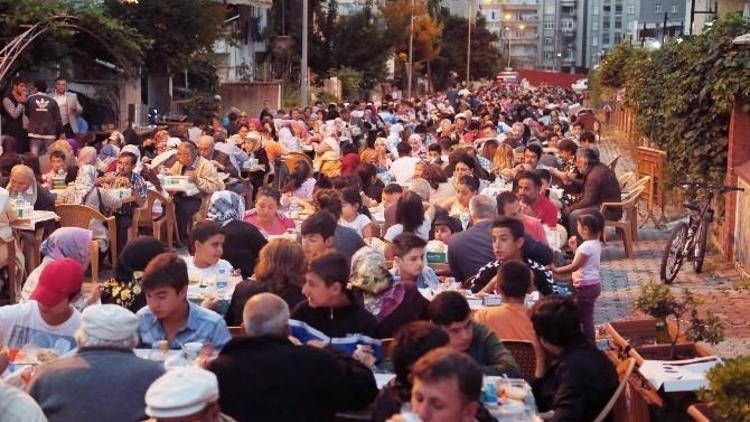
[
  {"left": 210, "top": 293, "right": 377, "bottom": 421},
  {"left": 1, "top": 78, "right": 29, "bottom": 152},
  {"left": 26, "top": 80, "right": 64, "bottom": 156},
  {"left": 52, "top": 77, "right": 83, "bottom": 139},
  {"left": 169, "top": 142, "right": 224, "bottom": 243},
  {"left": 27, "top": 305, "right": 164, "bottom": 422}
]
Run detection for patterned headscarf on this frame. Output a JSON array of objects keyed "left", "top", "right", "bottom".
[
  {"left": 349, "top": 246, "right": 404, "bottom": 320},
  {"left": 207, "top": 190, "right": 245, "bottom": 227},
  {"left": 77, "top": 146, "right": 98, "bottom": 167},
  {"left": 40, "top": 227, "right": 93, "bottom": 267},
  {"left": 64, "top": 164, "right": 98, "bottom": 204}
]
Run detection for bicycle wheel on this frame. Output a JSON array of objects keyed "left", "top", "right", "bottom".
[
  {"left": 660, "top": 222, "right": 689, "bottom": 284},
  {"left": 692, "top": 218, "right": 709, "bottom": 273}
]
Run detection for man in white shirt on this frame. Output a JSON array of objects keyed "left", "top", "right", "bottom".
[
  {"left": 389, "top": 141, "right": 421, "bottom": 186},
  {"left": 0, "top": 258, "right": 84, "bottom": 358},
  {"left": 52, "top": 77, "right": 83, "bottom": 138}
]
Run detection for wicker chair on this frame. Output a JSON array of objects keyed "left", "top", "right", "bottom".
[
  {"left": 56, "top": 204, "right": 118, "bottom": 268},
  {"left": 0, "top": 236, "right": 18, "bottom": 303},
  {"left": 502, "top": 340, "right": 537, "bottom": 383},
  {"left": 138, "top": 190, "right": 178, "bottom": 248},
  {"left": 593, "top": 358, "right": 636, "bottom": 422},
  {"left": 601, "top": 186, "right": 645, "bottom": 258}
]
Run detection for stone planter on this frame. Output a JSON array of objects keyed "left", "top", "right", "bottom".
[{"left": 605, "top": 318, "right": 684, "bottom": 351}]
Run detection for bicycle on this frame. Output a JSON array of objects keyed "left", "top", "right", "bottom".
[{"left": 660, "top": 182, "right": 744, "bottom": 284}]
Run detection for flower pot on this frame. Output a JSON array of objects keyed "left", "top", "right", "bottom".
[
  {"left": 687, "top": 402, "right": 717, "bottom": 422},
  {"left": 605, "top": 318, "right": 684, "bottom": 351},
  {"left": 629, "top": 343, "right": 715, "bottom": 366}
]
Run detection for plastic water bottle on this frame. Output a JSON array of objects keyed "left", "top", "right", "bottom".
[
  {"left": 216, "top": 269, "right": 228, "bottom": 290},
  {"left": 158, "top": 167, "right": 167, "bottom": 186},
  {"left": 399, "top": 403, "right": 421, "bottom": 422}
]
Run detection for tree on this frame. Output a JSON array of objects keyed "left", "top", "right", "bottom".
[{"left": 431, "top": 12, "right": 502, "bottom": 89}]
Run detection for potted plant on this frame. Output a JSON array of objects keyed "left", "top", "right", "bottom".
[
  {"left": 690, "top": 356, "right": 750, "bottom": 422},
  {"left": 630, "top": 282, "right": 724, "bottom": 363}
]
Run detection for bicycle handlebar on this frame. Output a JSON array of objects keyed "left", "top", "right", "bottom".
[{"left": 682, "top": 182, "right": 744, "bottom": 193}]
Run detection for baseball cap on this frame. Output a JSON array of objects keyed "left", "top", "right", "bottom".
[{"left": 31, "top": 258, "right": 84, "bottom": 307}]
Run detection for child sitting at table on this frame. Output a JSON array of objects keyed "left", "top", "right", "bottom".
[
  {"left": 137, "top": 252, "right": 231, "bottom": 350},
  {"left": 183, "top": 221, "right": 234, "bottom": 284},
  {"left": 42, "top": 150, "right": 69, "bottom": 190},
  {"left": 389, "top": 232, "right": 439, "bottom": 290},
  {"left": 339, "top": 187, "right": 373, "bottom": 239},
  {"left": 300, "top": 211, "right": 337, "bottom": 262},
  {"left": 291, "top": 251, "right": 378, "bottom": 339},
  {"left": 552, "top": 213, "right": 603, "bottom": 341},
  {"left": 431, "top": 215, "right": 463, "bottom": 245}
]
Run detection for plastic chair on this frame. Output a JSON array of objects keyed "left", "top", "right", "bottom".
[
  {"left": 90, "top": 240, "right": 99, "bottom": 283},
  {"left": 138, "top": 190, "right": 177, "bottom": 248},
  {"left": 0, "top": 236, "right": 18, "bottom": 303},
  {"left": 502, "top": 340, "right": 537, "bottom": 383},
  {"left": 601, "top": 186, "right": 645, "bottom": 258},
  {"left": 608, "top": 155, "right": 621, "bottom": 173},
  {"left": 617, "top": 171, "right": 635, "bottom": 190},
  {"left": 592, "top": 358, "right": 636, "bottom": 422},
  {"left": 56, "top": 204, "right": 118, "bottom": 269}
]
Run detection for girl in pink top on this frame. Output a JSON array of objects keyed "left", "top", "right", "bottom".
[{"left": 244, "top": 187, "right": 296, "bottom": 236}]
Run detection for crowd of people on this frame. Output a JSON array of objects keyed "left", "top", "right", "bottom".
[{"left": 0, "top": 77, "right": 625, "bottom": 421}]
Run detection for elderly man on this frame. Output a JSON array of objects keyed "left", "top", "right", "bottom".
[
  {"left": 209, "top": 293, "right": 377, "bottom": 422},
  {"left": 197, "top": 134, "right": 247, "bottom": 197},
  {"left": 27, "top": 305, "right": 164, "bottom": 422},
  {"left": 169, "top": 141, "right": 224, "bottom": 243},
  {"left": 145, "top": 367, "right": 233, "bottom": 422},
  {"left": 562, "top": 148, "right": 621, "bottom": 238}
]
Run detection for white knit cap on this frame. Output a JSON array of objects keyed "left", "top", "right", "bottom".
[
  {"left": 145, "top": 367, "right": 219, "bottom": 418},
  {"left": 81, "top": 304, "right": 138, "bottom": 341}
]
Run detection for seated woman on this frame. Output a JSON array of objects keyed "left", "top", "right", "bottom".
[
  {"left": 384, "top": 191, "right": 436, "bottom": 243},
  {"left": 99, "top": 236, "right": 165, "bottom": 313},
  {"left": 530, "top": 296, "right": 619, "bottom": 421},
  {"left": 19, "top": 227, "right": 93, "bottom": 303},
  {"left": 183, "top": 221, "right": 234, "bottom": 284},
  {"left": 349, "top": 247, "right": 430, "bottom": 339},
  {"left": 282, "top": 159, "right": 316, "bottom": 202},
  {"left": 493, "top": 142, "right": 516, "bottom": 180},
  {"left": 243, "top": 187, "right": 296, "bottom": 236},
  {"left": 225, "top": 238, "right": 306, "bottom": 326},
  {"left": 58, "top": 153, "right": 122, "bottom": 253},
  {"left": 356, "top": 163, "right": 384, "bottom": 205},
  {"left": 207, "top": 190, "right": 267, "bottom": 278}
]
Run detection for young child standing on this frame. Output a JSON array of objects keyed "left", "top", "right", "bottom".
[
  {"left": 338, "top": 187, "right": 373, "bottom": 239},
  {"left": 552, "top": 213, "right": 603, "bottom": 341}
]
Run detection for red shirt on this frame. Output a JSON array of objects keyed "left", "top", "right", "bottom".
[
  {"left": 529, "top": 196, "right": 558, "bottom": 228},
  {"left": 340, "top": 153, "right": 360, "bottom": 176}
]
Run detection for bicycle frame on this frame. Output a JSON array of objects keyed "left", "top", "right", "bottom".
[{"left": 679, "top": 191, "right": 714, "bottom": 261}]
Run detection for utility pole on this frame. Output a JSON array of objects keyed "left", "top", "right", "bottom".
[
  {"left": 300, "top": 0, "right": 309, "bottom": 106},
  {"left": 466, "top": 0, "right": 472, "bottom": 84},
  {"left": 408, "top": 0, "right": 415, "bottom": 98}
]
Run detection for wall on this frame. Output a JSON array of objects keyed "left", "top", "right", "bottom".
[
  {"left": 518, "top": 69, "right": 585, "bottom": 87},
  {"left": 723, "top": 102, "right": 750, "bottom": 266},
  {"left": 217, "top": 82, "right": 281, "bottom": 117}
]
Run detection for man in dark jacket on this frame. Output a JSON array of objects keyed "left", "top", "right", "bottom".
[
  {"left": 563, "top": 148, "right": 621, "bottom": 238},
  {"left": 209, "top": 293, "right": 378, "bottom": 422},
  {"left": 26, "top": 80, "right": 64, "bottom": 156}
]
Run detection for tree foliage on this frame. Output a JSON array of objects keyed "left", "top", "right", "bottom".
[{"left": 593, "top": 14, "right": 750, "bottom": 187}]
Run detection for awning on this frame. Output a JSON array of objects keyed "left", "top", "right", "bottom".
[{"left": 215, "top": 0, "right": 272, "bottom": 9}]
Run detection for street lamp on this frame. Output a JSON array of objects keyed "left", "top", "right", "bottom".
[
  {"left": 407, "top": 0, "right": 415, "bottom": 98},
  {"left": 505, "top": 26, "right": 512, "bottom": 69},
  {"left": 466, "top": 0, "right": 473, "bottom": 84},
  {"left": 300, "top": 0, "right": 308, "bottom": 106}
]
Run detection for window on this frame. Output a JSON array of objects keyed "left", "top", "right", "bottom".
[
  {"left": 593, "top": 5, "right": 599, "bottom": 14},
  {"left": 603, "top": 5, "right": 611, "bottom": 12},
  {"left": 655, "top": 4, "right": 662, "bottom": 13},
  {"left": 544, "top": 51, "right": 554, "bottom": 58},
  {"left": 627, "top": 5, "right": 635, "bottom": 13},
  {"left": 615, "top": 18, "right": 622, "bottom": 28},
  {"left": 593, "top": 21, "right": 599, "bottom": 30},
  {"left": 602, "top": 33, "right": 610, "bottom": 43},
  {"left": 603, "top": 20, "right": 610, "bottom": 29},
  {"left": 671, "top": 4, "right": 678, "bottom": 13},
  {"left": 614, "top": 32, "right": 622, "bottom": 43},
  {"left": 544, "top": 21, "right": 555, "bottom": 29},
  {"left": 544, "top": 37, "right": 554, "bottom": 44},
  {"left": 615, "top": 4, "right": 623, "bottom": 13},
  {"left": 592, "top": 35, "right": 599, "bottom": 46}
]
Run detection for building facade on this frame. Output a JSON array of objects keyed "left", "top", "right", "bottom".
[
  {"left": 213, "top": 0, "right": 272, "bottom": 83},
  {"left": 479, "top": 0, "right": 541, "bottom": 69}
]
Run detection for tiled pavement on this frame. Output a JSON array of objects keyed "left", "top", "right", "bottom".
[{"left": 594, "top": 131, "right": 750, "bottom": 358}]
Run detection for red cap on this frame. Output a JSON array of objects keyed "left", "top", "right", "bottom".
[{"left": 31, "top": 258, "right": 85, "bottom": 307}]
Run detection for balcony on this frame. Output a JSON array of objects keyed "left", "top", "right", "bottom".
[
  {"left": 511, "top": 36, "right": 539, "bottom": 45},
  {"left": 503, "top": 3, "right": 539, "bottom": 11}
]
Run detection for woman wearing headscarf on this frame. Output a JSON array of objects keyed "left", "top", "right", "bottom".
[
  {"left": 224, "top": 238, "right": 305, "bottom": 326},
  {"left": 99, "top": 236, "right": 165, "bottom": 312},
  {"left": 349, "top": 247, "right": 429, "bottom": 338},
  {"left": 120, "top": 144, "right": 143, "bottom": 174},
  {"left": 148, "top": 137, "right": 181, "bottom": 169},
  {"left": 311, "top": 125, "right": 341, "bottom": 178},
  {"left": 0, "top": 182, "right": 24, "bottom": 292},
  {"left": 58, "top": 154, "right": 122, "bottom": 253},
  {"left": 20, "top": 227, "right": 92, "bottom": 302},
  {"left": 207, "top": 190, "right": 267, "bottom": 278},
  {"left": 277, "top": 124, "right": 302, "bottom": 153}
]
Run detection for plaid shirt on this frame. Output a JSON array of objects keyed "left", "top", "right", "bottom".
[
  {"left": 111, "top": 171, "right": 148, "bottom": 215},
  {"left": 136, "top": 301, "right": 231, "bottom": 350}
]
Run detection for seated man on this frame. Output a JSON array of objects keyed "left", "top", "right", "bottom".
[
  {"left": 137, "top": 252, "right": 231, "bottom": 350},
  {"left": 183, "top": 221, "right": 234, "bottom": 284},
  {"left": 97, "top": 150, "right": 148, "bottom": 253},
  {"left": 390, "top": 232, "right": 439, "bottom": 289},
  {"left": 291, "top": 251, "right": 378, "bottom": 338},
  {"left": 563, "top": 148, "right": 621, "bottom": 238},
  {"left": 169, "top": 141, "right": 224, "bottom": 243},
  {"left": 210, "top": 293, "right": 377, "bottom": 421},
  {"left": 474, "top": 260, "right": 536, "bottom": 342},
  {"left": 427, "top": 291, "right": 521, "bottom": 377},
  {"left": 514, "top": 170, "right": 558, "bottom": 228},
  {"left": 466, "top": 217, "right": 555, "bottom": 296},
  {"left": 144, "top": 367, "right": 232, "bottom": 422},
  {"left": 496, "top": 191, "right": 548, "bottom": 245},
  {"left": 530, "top": 296, "right": 618, "bottom": 421},
  {"left": 388, "top": 347, "right": 483, "bottom": 422},
  {"left": 28, "top": 305, "right": 164, "bottom": 422},
  {"left": 197, "top": 135, "right": 244, "bottom": 197},
  {"left": 0, "top": 258, "right": 83, "bottom": 359}
]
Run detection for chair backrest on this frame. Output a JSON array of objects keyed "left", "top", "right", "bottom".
[
  {"left": 608, "top": 155, "right": 621, "bottom": 172},
  {"left": 57, "top": 204, "right": 110, "bottom": 228},
  {"left": 140, "top": 189, "right": 170, "bottom": 229},
  {"left": 631, "top": 175, "right": 651, "bottom": 192},
  {"left": 593, "top": 357, "right": 636, "bottom": 422},
  {"left": 621, "top": 186, "right": 646, "bottom": 207},
  {"left": 502, "top": 340, "right": 537, "bottom": 382},
  {"left": 617, "top": 171, "right": 635, "bottom": 189},
  {"left": 228, "top": 326, "right": 245, "bottom": 338}
]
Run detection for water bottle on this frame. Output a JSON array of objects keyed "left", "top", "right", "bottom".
[
  {"left": 216, "top": 269, "right": 228, "bottom": 290},
  {"left": 157, "top": 167, "right": 167, "bottom": 186},
  {"left": 399, "top": 403, "right": 421, "bottom": 422}
]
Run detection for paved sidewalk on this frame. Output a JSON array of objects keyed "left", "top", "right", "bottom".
[{"left": 594, "top": 133, "right": 749, "bottom": 358}]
